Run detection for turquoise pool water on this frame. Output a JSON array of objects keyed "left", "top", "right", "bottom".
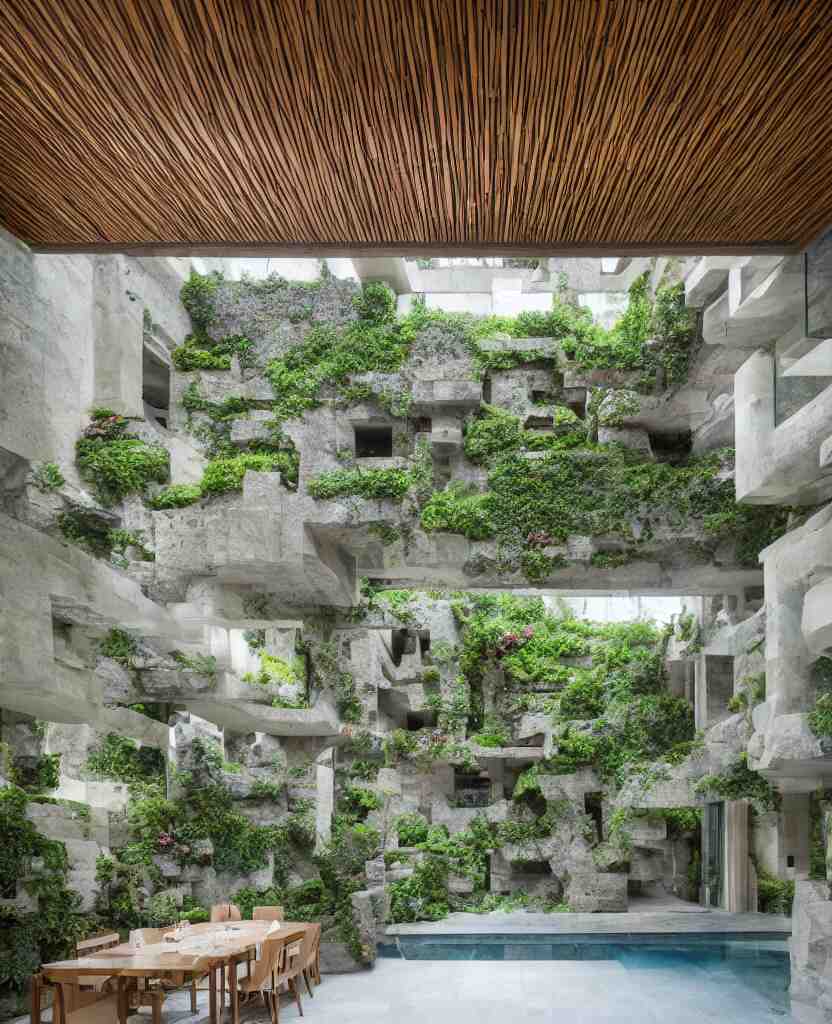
[{"left": 379, "top": 933, "right": 792, "bottom": 1020}]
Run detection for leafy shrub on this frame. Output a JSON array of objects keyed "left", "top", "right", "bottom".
[
  {"left": 148, "top": 483, "right": 203, "bottom": 509},
  {"left": 172, "top": 343, "right": 232, "bottom": 371},
  {"left": 559, "top": 675, "right": 605, "bottom": 720},
  {"left": 171, "top": 650, "right": 218, "bottom": 675},
  {"left": 420, "top": 483, "right": 493, "bottom": 540},
  {"left": 85, "top": 734, "right": 165, "bottom": 785},
  {"left": 464, "top": 406, "right": 524, "bottom": 464},
  {"left": 76, "top": 435, "right": 169, "bottom": 505},
  {"left": 181, "top": 270, "right": 222, "bottom": 331},
  {"left": 757, "top": 872, "right": 795, "bottom": 915},
  {"left": 0, "top": 787, "right": 89, "bottom": 990},
  {"left": 694, "top": 755, "right": 780, "bottom": 811},
  {"left": 340, "top": 784, "right": 382, "bottom": 822},
  {"left": 32, "top": 462, "right": 65, "bottom": 492},
  {"left": 395, "top": 812, "right": 429, "bottom": 846},
  {"left": 308, "top": 466, "right": 413, "bottom": 500},
  {"left": 202, "top": 452, "right": 298, "bottom": 494},
  {"left": 352, "top": 282, "right": 396, "bottom": 325},
  {"left": 388, "top": 857, "right": 449, "bottom": 923},
  {"left": 99, "top": 628, "right": 137, "bottom": 665}
]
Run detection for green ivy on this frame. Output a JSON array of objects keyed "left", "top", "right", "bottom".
[
  {"left": 99, "top": 628, "right": 137, "bottom": 665},
  {"left": 172, "top": 334, "right": 253, "bottom": 371},
  {"left": 151, "top": 450, "right": 299, "bottom": 510},
  {"left": 76, "top": 411, "right": 169, "bottom": 505},
  {"left": 309, "top": 466, "right": 413, "bottom": 500},
  {"left": 85, "top": 734, "right": 165, "bottom": 786},
  {"left": 757, "top": 871, "right": 795, "bottom": 915},
  {"left": 148, "top": 483, "right": 203, "bottom": 509},
  {"left": 181, "top": 270, "right": 221, "bottom": 331},
  {"left": 31, "top": 462, "right": 65, "bottom": 492},
  {"left": 0, "top": 787, "right": 89, "bottom": 992},
  {"left": 394, "top": 812, "right": 429, "bottom": 846},
  {"left": 694, "top": 755, "right": 780, "bottom": 811}
]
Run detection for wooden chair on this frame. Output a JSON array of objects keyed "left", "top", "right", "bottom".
[
  {"left": 127, "top": 927, "right": 188, "bottom": 1021},
  {"left": 301, "top": 923, "right": 321, "bottom": 992},
  {"left": 75, "top": 933, "right": 120, "bottom": 957},
  {"left": 33, "top": 975, "right": 122, "bottom": 1024},
  {"left": 252, "top": 906, "right": 285, "bottom": 921},
  {"left": 228, "top": 933, "right": 289, "bottom": 1024},
  {"left": 210, "top": 902, "right": 242, "bottom": 922},
  {"left": 273, "top": 929, "right": 308, "bottom": 1018},
  {"left": 74, "top": 933, "right": 120, "bottom": 995},
  {"left": 127, "top": 927, "right": 165, "bottom": 945}
]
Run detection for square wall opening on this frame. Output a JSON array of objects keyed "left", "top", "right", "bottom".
[{"left": 354, "top": 425, "right": 393, "bottom": 458}]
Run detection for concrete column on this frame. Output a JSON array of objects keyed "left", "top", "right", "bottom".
[
  {"left": 92, "top": 256, "right": 144, "bottom": 417},
  {"left": 265, "top": 626, "right": 297, "bottom": 662},
  {"left": 765, "top": 565, "right": 812, "bottom": 714},
  {"left": 724, "top": 799, "right": 751, "bottom": 912},
  {"left": 315, "top": 752, "right": 334, "bottom": 852},
  {"left": 781, "top": 792, "right": 812, "bottom": 878},
  {"left": 206, "top": 625, "right": 231, "bottom": 669},
  {"left": 229, "top": 629, "right": 259, "bottom": 677},
  {"left": 734, "top": 349, "right": 775, "bottom": 502},
  {"left": 488, "top": 760, "right": 505, "bottom": 803},
  {"left": 693, "top": 654, "right": 708, "bottom": 731}
]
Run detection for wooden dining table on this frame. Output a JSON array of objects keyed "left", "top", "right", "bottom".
[{"left": 38, "top": 921, "right": 313, "bottom": 1024}]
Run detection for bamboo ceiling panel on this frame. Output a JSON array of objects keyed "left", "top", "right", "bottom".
[{"left": 2, "top": 0, "right": 832, "bottom": 253}]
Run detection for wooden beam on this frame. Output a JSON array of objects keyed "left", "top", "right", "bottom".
[{"left": 23, "top": 240, "right": 799, "bottom": 258}]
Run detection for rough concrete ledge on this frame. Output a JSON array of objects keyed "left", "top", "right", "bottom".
[{"left": 385, "top": 909, "right": 792, "bottom": 935}]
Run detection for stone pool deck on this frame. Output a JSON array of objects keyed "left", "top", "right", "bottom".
[
  {"left": 113, "top": 954, "right": 793, "bottom": 1024},
  {"left": 385, "top": 909, "right": 793, "bottom": 935}
]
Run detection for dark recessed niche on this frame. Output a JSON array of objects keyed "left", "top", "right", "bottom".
[
  {"left": 406, "top": 710, "right": 438, "bottom": 731},
  {"left": 524, "top": 415, "right": 554, "bottom": 432},
  {"left": 354, "top": 424, "right": 393, "bottom": 458},
  {"left": 391, "top": 628, "right": 416, "bottom": 665},
  {"left": 531, "top": 390, "right": 557, "bottom": 405},
  {"left": 648, "top": 429, "right": 692, "bottom": 464},
  {"left": 143, "top": 344, "right": 170, "bottom": 414},
  {"left": 584, "top": 791, "right": 604, "bottom": 840},
  {"left": 562, "top": 387, "right": 587, "bottom": 418}
]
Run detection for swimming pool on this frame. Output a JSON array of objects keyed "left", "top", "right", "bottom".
[{"left": 378, "top": 933, "right": 792, "bottom": 1019}]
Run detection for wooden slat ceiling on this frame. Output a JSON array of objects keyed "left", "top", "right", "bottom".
[{"left": 2, "top": 0, "right": 832, "bottom": 255}]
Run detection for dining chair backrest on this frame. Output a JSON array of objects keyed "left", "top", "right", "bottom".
[
  {"left": 275, "top": 929, "right": 307, "bottom": 983},
  {"left": 76, "top": 933, "right": 120, "bottom": 957},
  {"left": 298, "top": 923, "right": 319, "bottom": 968},
  {"left": 127, "top": 927, "right": 165, "bottom": 945},
  {"left": 303, "top": 922, "right": 321, "bottom": 968},
  {"left": 241, "top": 934, "right": 287, "bottom": 993},
  {"left": 252, "top": 906, "right": 284, "bottom": 921},
  {"left": 210, "top": 902, "right": 242, "bottom": 922}
]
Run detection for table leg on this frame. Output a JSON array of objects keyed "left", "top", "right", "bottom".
[
  {"left": 229, "top": 958, "right": 238, "bottom": 1024},
  {"left": 30, "top": 974, "right": 41, "bottom": 1024},
  {"left": 117, "top": 978, "right": 128, "bottom": 1024},
  {"left": 61, "top": 983, "right": 77, "bottom": 1019},
  {"left": 209, "top": 967, "right": 217, "bottom": 1024},
  {"left": 52, "top": 983, "right": 65, "bottom": 1024}
]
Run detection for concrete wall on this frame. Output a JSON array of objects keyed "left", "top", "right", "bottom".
[{"left": 735, "top": 349, "right": 832, "bottom": 506}]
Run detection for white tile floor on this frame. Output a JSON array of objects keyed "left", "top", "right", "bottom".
[{"left": 149, "top": 956, "right": 791, "bottom": 1024}]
